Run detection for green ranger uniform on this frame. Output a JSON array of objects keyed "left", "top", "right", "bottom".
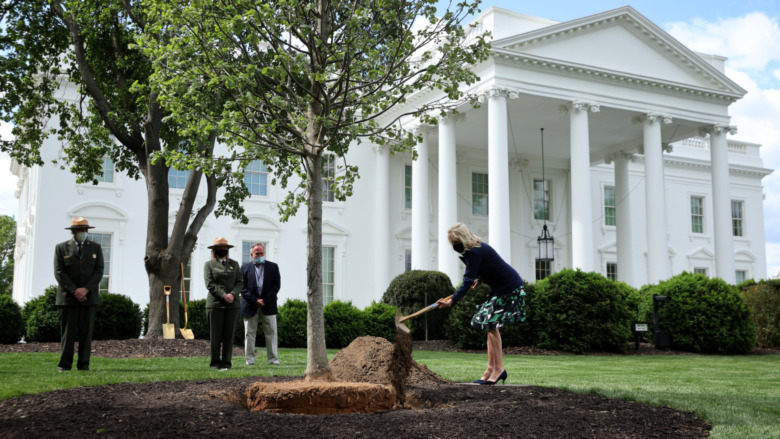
[
  {"left": 204, "top": 258, "right": 242, "bottom": 369},
  {"left": 54, "top": 239, "right": 104, "bottom": 371}
]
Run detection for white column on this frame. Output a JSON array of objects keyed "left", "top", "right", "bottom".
[
  {"left": 411, "top": 127, "right": 431, "bottom": 270},
  {"left": 487, "top": 90, "right": 511, "bottom": 262},
  {"left": 640, "top": 113, "right": 672, "bottom": 283},
  {"left": 437, "top": 115, "right": 459, "bottom": 282},
  {"left": 374, "top": 145, "right": 391, "bottom": 293},
  {"left": 568, "top": 101, "right": 598, "bottom": 272},
  {"left": 613, "top": 153, "right": 635, "bottom": 285},
  {"left": 706, "top": 125, "right": 737, "bottom": 283}
]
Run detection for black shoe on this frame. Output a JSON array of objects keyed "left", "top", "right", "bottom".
[
  {"left": 481, "top": 370, "right": 508, "bottom": 385},
  {"left": 472, "top": 379, "right": 487, "bottom": 384},
  {"left": 77, "top": 367, "right": 90, "bottom": 371}
]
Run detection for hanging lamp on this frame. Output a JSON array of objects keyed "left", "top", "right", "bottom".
[{"left": 537, "top": 128, "right": 555, "bottom": 261}]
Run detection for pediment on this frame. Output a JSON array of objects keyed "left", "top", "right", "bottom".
[
  {"left": 70, "top": 203, "right": 128, "bottom": 220},
  {"left": 686, "top": 247, "right": 715, "bottom": 260},
  {"left": 232, "top": 214, "right": 280, "bottom": 231},
  {"left": 300, "top": 220, "right": 349, "bottom": 236},
  {"left": 492, "top": 6, "right": 745, "bottom": 95}
]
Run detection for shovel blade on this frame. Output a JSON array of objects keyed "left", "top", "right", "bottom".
[
  {"left": 179, "top": 328, "right": 194, "bottom": 340},
  {"left": 395, "top": 308, "right": 410, "bottom": 334},
  {"left": 163, "top": 324, "right": 175, "bottom": 339}
]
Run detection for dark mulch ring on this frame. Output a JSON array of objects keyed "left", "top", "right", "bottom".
[{"left": 0, "top": 339, "right": 732, "bottom": 439}]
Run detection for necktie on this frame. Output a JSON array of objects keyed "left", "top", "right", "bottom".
[
  {"left": 222, "top": 260, "right": 226, "bottom": 266},
  {"left": 77, "top": 243, "right": 83, "bottom": 257}
]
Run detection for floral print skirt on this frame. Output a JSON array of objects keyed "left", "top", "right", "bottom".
[{"left": 470, "top": 286, "right": 527, "bottom": 331}]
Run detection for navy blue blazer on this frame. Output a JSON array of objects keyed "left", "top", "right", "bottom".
[
  {"left": 240, "top": 260, "right": 281, "bottom": 317},
  {"left": 451, "top": 242, "right": 523, "bottom": 304}
]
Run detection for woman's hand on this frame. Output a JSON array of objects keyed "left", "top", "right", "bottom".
[{"left": 436, "top": 297, "right": 453, "bottom": 308}]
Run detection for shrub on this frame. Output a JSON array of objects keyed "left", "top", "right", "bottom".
[
  {"left": 534, "top": 269, "right": 639, "bottom": 354},
  {"left": 93, "top": 293, "right": 143, "bottom": 340},
  {"left": 445, "top": 282, "right": 536, "bottom": 349},
  {"left": 278, "top": 299, "right": 307, "bottom": 348},
  {"left": 25, "top": 287, "right": 60, "bottom": 343},
  {"left": 382, "top": 270, "right": 454, "bottom": 340},
  {"left": 362, "top": 301, "right": 397, "bottom": 342},
  {"left": 323, "top": 300, "right": 364, "bottom": 349},
  {"left": 648, "top": 272, "right": 756, "bottom": 354},
  {"left": 21, "top": 289, "right": 51, "bottom": 338},
  {"left": 183, "top": 299, "right": 209, "bottom": 340},
  {"left": 739, "top": 279, "right": 780, "bottom": 349},
  {"left": 0, "top": 295, "right": 24, "bottom": 344}
]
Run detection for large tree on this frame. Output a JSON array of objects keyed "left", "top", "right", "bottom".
[
  {"left": 0, "top": 0, "right": 249, "bottom": 336},
  {"left": 0, "top": 214, "right": 15, "bottom": 295},
  {"left": 140, "top": 0, "right": 490, "bottom": 378}
]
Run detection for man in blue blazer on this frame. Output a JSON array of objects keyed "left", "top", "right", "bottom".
[{"left": 240, "top": 243, "right": 281, "bottom": 365}]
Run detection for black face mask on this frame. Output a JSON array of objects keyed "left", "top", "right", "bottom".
[
  {"left": 214, "top": 249, "right": 228, "bottom": 258},
  {"left": 452, "top": 242, "right": 465, "bottom": 254}
]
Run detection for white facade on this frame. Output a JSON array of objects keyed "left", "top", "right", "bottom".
[{"left": 11, "top": 6, "right": 773, "bottom": 309}]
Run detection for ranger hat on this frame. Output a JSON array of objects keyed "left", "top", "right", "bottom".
[
  {"left": 207, "top": 236, "right": 234, "bottom": 249},
  {"left": 65, "top": 217, "right": 96, "bottom": 230}
]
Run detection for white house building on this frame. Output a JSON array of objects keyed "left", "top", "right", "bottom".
[{"left": 11, "top": 6, "right": 773, "bottom": 310}]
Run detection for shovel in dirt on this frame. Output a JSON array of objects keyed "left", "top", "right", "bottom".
[
  {"left": 179, "top": 263, "right": 194, "bottom": 339},
  {"left": 395, "top": 279, "right": 480, "bottom": 332},
  {"left": 163, "top": 285, "right": 176, "bottom": 339}
]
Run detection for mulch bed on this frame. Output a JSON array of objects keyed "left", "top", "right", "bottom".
[{"left": 0, "top": 338, "right": 722, "bottom": 438}]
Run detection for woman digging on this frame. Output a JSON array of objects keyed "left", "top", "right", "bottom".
[{"left": 436, "top": 223, "right": 527, "bottom": 385}]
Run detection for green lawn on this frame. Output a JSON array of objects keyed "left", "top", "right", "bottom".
[{"left": 1, "top": 350, "right": 778, "bottom": 439}]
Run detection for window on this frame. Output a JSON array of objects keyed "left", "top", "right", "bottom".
[
  {"left": 87, "top": 233, "right": 111, "bottom": 293},
  {"left": 169, "top": 168, "right": 190, "bottom": 190},
  {"left": 606, "top": 262, "right": 618, "bottom": 281},
  {"left": 181, "top": 258, "right": 192, "bottom": 296},
  {"left": 535, "top": 259, "right": 551, "bottom": 281},
  {"left": 472, "top": 172, "right": 488, "bottom": 215},
  {"left": 690, "top": 196, "right": 704, "bottom": 233},
  {"left": 404, "top": 249, "right": 412, "bottom": 272},
  {"left": 322, "top": 155, "right": 335, "bottom": 202},
  {"left": 735, "top": 270, "right": 747, "bottom": 284},
  {"left": 694, "top": 267, "right": 708, "bottom": 276},
  {"left": 533, "top": 179, "right": 550, "bottom": 221},
  {"left": 604, "top": 186, "right": 616, "bottom": 226},
  {"left": 244, "top": 160, "right": 268, "bottom": 196},
  {"left": 404, "top": 165, "right": 412, "bottom": 209},
  {"left": 95, "top": 157, "right": 114, "bottom": 183},
  {"left": 731, "top": 200, "right": 744, "bottom": 237},
  {"left": 322, "top": 246, "right": 335, "bottom": 304}
]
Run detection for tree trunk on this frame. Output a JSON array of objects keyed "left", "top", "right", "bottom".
[{"left": 304, "top": 152, "right": 332, "bottom": 380}]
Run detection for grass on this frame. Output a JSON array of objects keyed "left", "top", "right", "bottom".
[{"left": 1, "top": 350, "right": 778, "bottom": 439}]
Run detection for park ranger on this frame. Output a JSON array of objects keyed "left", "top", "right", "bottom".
[{"left": 53, "top": 217, "right": 104, "bottom": 372}]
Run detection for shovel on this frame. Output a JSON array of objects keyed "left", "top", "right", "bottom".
[
  {"left": 162, "top": 285, "right": 175, "bottom": 339},
  {"left": 395, "top": 279, "right": 480, "bottom": 333},
  {"left": 179, "top": 263, "right": 194, "bottom": 339}
]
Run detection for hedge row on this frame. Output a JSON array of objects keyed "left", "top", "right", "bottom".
[{"left": 738, "top": 279, "right": 780, "bottom": 349}]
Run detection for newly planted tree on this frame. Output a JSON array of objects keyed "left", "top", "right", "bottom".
[{"left": 139, "top": 0, "right": 490, "bottom": 377}]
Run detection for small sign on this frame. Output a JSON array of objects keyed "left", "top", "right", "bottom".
[{"left": 633, "top": 323, "right": 649, "bottom": 333}]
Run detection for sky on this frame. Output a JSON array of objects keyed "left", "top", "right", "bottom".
[{"left": 1, "top": 0, "right": 779, "bottom": 277}]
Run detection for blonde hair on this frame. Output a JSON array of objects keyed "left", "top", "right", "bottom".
[{"left": 447, "top": 223, "right": 482, "bottom": 250}]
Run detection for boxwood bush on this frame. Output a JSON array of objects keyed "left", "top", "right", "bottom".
[
  {"left": 25, "top": 287, "right": 60, "bottom": 343},
  {"left": 382, "top": 270, "right": 454, "bottom": 340},
  {"left": 648, "top": 272, "right": 756, "bottom": 354},
  {"left": 21, "top": 288, "right": 51, "bottom": 339},
  {"left": 738, "top": 279, "right": 779, "bottom": 349},
  {"left": 323, "top": 300, "right": 364, "bottom": 349},
  {"left": 362, "top": 301, "right": 397, "bottom": 342},
  {"left": 278, "top": 299, "right": 307, "bottom": 348},
  {"left": 445, "top": 282, "right": 536, "bottom": 349},
  {"left": 0, "top": 295, "right": 25, "bottom": 344},
  {"left": 92, "top": 293, "right": 142, "bottom": 340},
  {"left": 534, "top": 268, "right": 639, "bottom": 354}
]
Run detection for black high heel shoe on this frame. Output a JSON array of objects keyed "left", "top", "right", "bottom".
[
  {"left": 480, "top": 370, "right": 507, "bottom": 385},
  {"left": 472, "top": 379, "right": 487, "bottom": 384}
]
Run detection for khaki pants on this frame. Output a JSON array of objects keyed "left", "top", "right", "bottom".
[{"left": 244, "top": 313, "right": 278, "bottom": 364}]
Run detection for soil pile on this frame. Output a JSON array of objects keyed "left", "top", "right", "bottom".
[{"left": 329, "top": 336, "right": 448, "bottom": 388}]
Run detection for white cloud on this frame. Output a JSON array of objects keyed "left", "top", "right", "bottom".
[
  {"left": 666, "top": 13, "right": 780, "bottom": 71},
  {"left": 666, "top": 13, "right": 780, "bottom": 279}
]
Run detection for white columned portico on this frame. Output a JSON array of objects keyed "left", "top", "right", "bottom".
[
  {"left": 640, "top": 113, "right": 672, "bottom": 283},
  {"left": 374, "top": 145, "right": 391, "bottom": 293},
  {"left": 438, "top": 115, "right": 460, "bottom": 282},
  {"left": 613, "top": 152, "right": 635, "bottom": 285},
  {"left": 411, "top": 127, "right": 432, "bottom": 269},
  {"left": 567, "top": 101, "right": 599, "bottom": 272},
  {"left": 705, "top": 124, "right": 737, "bottom": 283},
  {"left": 486, "top": 89, "right": 513, "bottom": 261}
]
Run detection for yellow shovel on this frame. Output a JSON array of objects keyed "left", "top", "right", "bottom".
[
  {"left": 179, "top": 263, "right": 194, "bottom": 339},
  {"left": 162, "top": 285, "right": 175, "bottom": 339}
]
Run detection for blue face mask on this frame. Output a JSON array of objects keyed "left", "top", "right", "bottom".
[{"left": 254, "top": 256, "right": 265, "bottom": 264}]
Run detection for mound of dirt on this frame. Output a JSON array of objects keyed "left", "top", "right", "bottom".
[{"left": 329, "top": 336, "right": 448, "bottom": 388}]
